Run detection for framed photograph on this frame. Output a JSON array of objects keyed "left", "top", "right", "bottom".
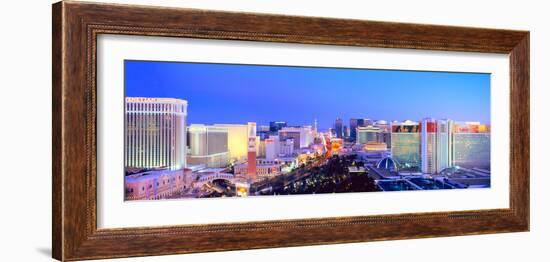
[{"left": 52, "top": 1, "right": 529, "bottom": 261}]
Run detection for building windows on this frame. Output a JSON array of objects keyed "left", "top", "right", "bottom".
[{"left": 124, "top": 98, "right": 188, "bottom": 171}]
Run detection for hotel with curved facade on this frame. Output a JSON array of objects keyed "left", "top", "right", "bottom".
[
  {"left": 390, "top": 120, "right": 421, "bottom": 171},
  {"left": 187, "top": 124, "right": 229, "bottom": 168},
  {"left": 389, "top": 119, "right": 490, "bottom": 173}
]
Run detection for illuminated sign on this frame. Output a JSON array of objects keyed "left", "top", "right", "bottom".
[
  {"left": 392, "top": 124, "right": 420, "bottom": 133},
  {"left": 125, "top": 97, "right": 188, "bottom": 105}
]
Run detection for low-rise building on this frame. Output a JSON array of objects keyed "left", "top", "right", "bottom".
[
  {"left": 124, "top": 169, "right": 192, "bottom": 200},
  {"left": 234, "top": 162, "right": 282, "bottom": 178},
  {"left": 364, "top": 142, "right": 388, "bottom": 151}
]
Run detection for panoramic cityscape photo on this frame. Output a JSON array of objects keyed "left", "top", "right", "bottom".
[{"left": 123, "top": 60, "right": 491, "bottom": 201}]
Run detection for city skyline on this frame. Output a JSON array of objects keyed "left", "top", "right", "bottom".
[
  {"left": 124, "top": 61, "right": 491, "bottom": 201},
  {"left": 125, "top": 60, "right": 491, "bottom": 129}
]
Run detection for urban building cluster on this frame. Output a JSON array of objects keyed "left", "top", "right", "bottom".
[{"left": 124, "top": 97, "right": 491, "bottom": 200}]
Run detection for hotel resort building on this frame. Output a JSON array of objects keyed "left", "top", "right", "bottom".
[{"left": 124, "top": 97, "right": 187, "bottom": 171}]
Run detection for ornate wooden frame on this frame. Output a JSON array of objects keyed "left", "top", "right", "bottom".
[{"left": 52, "top": 1, "right": 530, "bottom": 261}]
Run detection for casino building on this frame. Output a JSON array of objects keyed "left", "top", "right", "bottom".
[
  {"left": 391, "top": 118, "right": 490, "bottom": 174},
  {"left": 391, "top": 120, "right": 421, "bottom": 171},
  {"left": 124, "top": 97, "right": 187, "bottom": 171},
  {"left": 278, "top": 126, "right": 314, "bottom": 149},
  {"left": 187, "top": 124, "right": 229, "bottom": 168},
  {"left": 452, "top": 122, "right": 491, "bottom": 170},
  {"left": 420, "top": 118, "right": 453, "bottom": 174},
  {"left": 213, "top": 124, "right": 249, "bottom": 162}
]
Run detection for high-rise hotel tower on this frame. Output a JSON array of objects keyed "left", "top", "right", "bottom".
[
  {"left": 125, "top": 97, "right": 187, "bottom": 170},
  {"left": 452, "top": 122, "right": 491, "bottom": 170},
  {"left": 187, "top": 124, "right": 229, "bottom": 168},
  {"left": 420, "top": 118, "right": 453, "bottom": 174},
  {"left": 391, "top": 120, "right": 421, "bottom": 171},
  {"left": 392, "top": 118, "right": 489, "bottom": 174}
]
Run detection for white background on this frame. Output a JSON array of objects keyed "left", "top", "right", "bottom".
[
  {"left": 98, "top": 35, "right": 509, "bottom": 228},
  {"left": 0, "top": 0, "right": 547, "bottom": 261}
]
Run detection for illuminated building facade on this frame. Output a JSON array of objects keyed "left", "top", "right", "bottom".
[
  {"left": 330, "top": 138, "right": 344, "bottom": 153},
  {"left": 235, "top": 182, "right": 250, "bottom": 197},
  {"left": 256, "top": 138, "right": 266, "bottom": 158},
  {"left": 302, "top": 125, "right": 314, "bottom": 146},
  {"left": 213, "top": 124, "right": 248, "bottom": 162},
  {"left": 454, "top": 121, "right": 490, "bottom": 133},
  {"left": 356, "top": 125, "right": 382, "bottom": 144},
  {"left": 364, "top": 142, "right": 388, "bottom": 151},
  {"left": 421, "top": 119, "right": 487, "bottom": 173},
  {"left": 279, "top": 139, "right": 295, "bottom": 156},
  {"left": 391, "top": 120, "right": 421, "bottom": 171},
  {"left": 278, "top": 127, "right": 302, "bottom": 149},
  {"left": 124, "top": 97, "right": 187, "bottom": 170},
  {"left": 265, "top": 135, "right": 280, "bottom": 160},
  {"left": 452, "top": 122, "right": 491, "bottom": 170},
  {"left": 421, "top": 118, "right": 453, "bottom": 174},
  {"left": 392, "top": 119, "right": 489, "bottom": 174},
  {"left": 436, "top": 119, "right": 453, "bottom": 172},
  {"left": 278, "top": 126, "right": 313, "bottom": 149},
  {"left": 187, "top": 124, "right": 229, "bottom": 168},
  {"left": 420, "top": 118, "right": 437, "bottom": 173}
]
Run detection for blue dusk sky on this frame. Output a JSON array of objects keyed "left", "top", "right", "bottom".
[{"left": 125, "top": 60, "right": 490, "bottom": 129}]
